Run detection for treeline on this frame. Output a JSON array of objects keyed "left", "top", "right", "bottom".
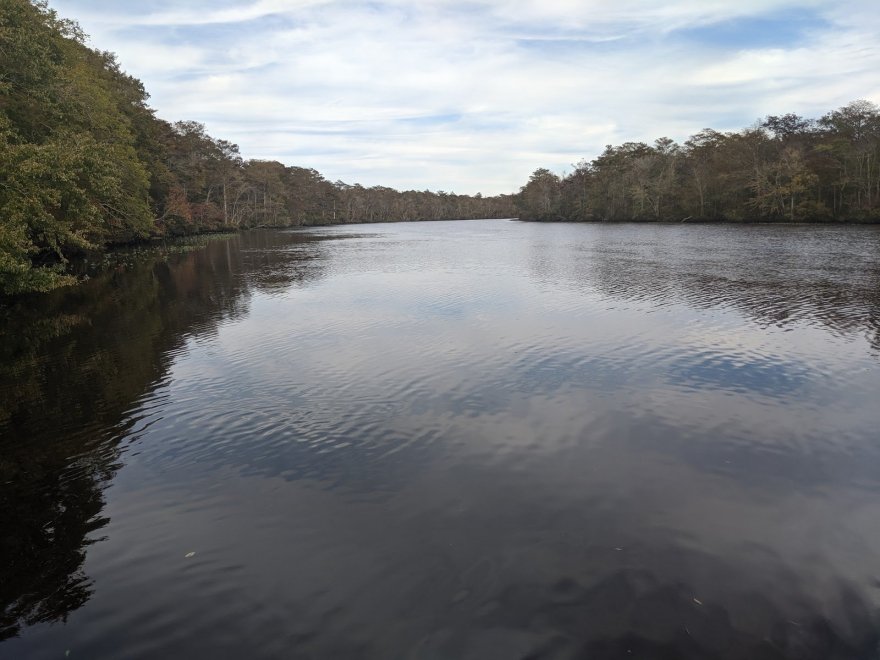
[
  {"left": 0, "top": 0, "right": 514, "bottom": 295},
  {"left": 516, "top": 102, "right": 880, "bottom": 223},
  {"left": 4, "top": 1, "right": 880, "bottom": 295}
]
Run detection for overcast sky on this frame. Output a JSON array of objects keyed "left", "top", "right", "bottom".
[{"left": 51, "top": 0, "right": 880, "bottom": 195}]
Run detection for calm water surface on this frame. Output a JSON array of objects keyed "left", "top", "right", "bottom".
[{"left": 2, "top": 220, "right": 880, "bottom": 659}]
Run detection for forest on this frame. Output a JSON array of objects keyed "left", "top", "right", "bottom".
[
  {"left": 0, "top": 0, "right": 515, "bottom": 295},
  {"left": 2, "top": 0, "right": 879, "bottom": 296},
  {"left": 516, "top": 102, "right": 880, "bottom": 224}
]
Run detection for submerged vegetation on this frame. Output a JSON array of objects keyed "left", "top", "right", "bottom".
[
  {"left": 0, "top": 0, "right": 515, "bottom": 295},
  {"left": 516, "top": 102, "right": 880, "bottom": 223}
]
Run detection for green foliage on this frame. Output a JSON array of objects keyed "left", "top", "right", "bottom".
[
  {"left": 517, "top": 168, "right": 563, "bottom": 221},
  {"left": 0, "top": 0, "right": 514, "bottom": 295},
  {"left": 517, "top": 101, "right": 880, "bottom": 224},
  {"left": 5, "top": 0, "right": 876, "bottom": 293},
  {"left": 0, "top": 0, "right": 154, "bottom": 294}
]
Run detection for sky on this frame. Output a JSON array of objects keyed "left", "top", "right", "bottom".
[{"left": 51, "top": 0, "right": 880, "bottom": 195}]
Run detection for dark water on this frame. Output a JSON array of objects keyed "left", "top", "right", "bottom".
[{"left": 2, "top": 220, "right": 880, "bottom": 659}]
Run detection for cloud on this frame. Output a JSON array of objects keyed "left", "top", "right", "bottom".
[{"left": 51, "top": 0, "right": 880, "bottom": 195}]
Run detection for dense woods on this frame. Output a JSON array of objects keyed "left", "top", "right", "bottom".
[
  {"left": 0, "top": 0, "right": 514, "bottom": 295},
  {"left": 3, "top": 1, "right": 879, "bottom": 295},
  {"left": 516, "top": 102, "right": 880, "bottom": 223}
]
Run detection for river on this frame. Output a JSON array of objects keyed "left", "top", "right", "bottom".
[{"left": 2, "top": 219, "right": 880, "bottom": 659}]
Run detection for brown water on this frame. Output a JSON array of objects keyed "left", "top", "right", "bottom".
[{"left": 2, "top": 220, "right": 880, "bottom": 659}]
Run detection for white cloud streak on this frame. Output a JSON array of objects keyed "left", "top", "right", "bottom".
[{"left": 52, "top": 0, "right": 880, "bottom": 194}]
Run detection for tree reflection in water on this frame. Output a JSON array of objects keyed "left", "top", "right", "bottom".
[
  {"left": 0, "top": 230, "right": 327, "bottom": 639},
  {"left": 1, "top": 223, "right": 879, "bottom": 658}
]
